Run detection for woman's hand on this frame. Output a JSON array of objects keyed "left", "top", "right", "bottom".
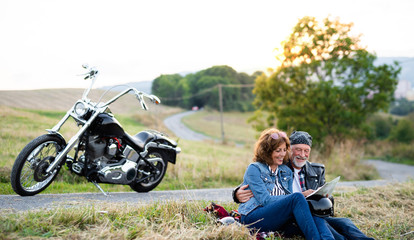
[{"left": 302, "top": 189, "right": 315, "bottom": 197}]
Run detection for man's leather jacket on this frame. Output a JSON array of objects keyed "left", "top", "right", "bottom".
[{"left": 287, "top": 160, "right": 326, "bottom": 190}]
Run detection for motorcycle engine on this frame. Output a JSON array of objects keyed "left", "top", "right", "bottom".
[{"left": 72, "top": 136, "right": 138, "bottom": 184}]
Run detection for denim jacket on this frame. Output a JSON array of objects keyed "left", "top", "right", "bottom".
[{"left": 238, "top": 162, "right": 293, "bottom": 216}]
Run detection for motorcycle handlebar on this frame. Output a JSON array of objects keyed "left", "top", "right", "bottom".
[
  {"left": 80, "top": 64, "right": 161, "bottom": 110},
  {"left": 98, "top": 87, "right": 160, "bottom": 111}
]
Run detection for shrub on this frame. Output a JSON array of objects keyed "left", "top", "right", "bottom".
[
  {"left": 363, "top": 114, "right": 393, "bottom": 140},
  {"left": 389, "top": 118, "right": 414, "bottom": 143}
]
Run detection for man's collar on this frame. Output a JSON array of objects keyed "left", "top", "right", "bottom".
[{"left": 303, "top": 162, "right": 318, "bottom": 177}]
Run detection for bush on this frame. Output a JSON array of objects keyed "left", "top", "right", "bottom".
[
  {"left": 389, "top": 118, "right": 414, "bottom": 143},
  {"left": 364, "top": 114, "right": 393, "bottom": 140}
]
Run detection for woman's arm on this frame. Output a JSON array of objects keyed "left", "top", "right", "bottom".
[{"left": 244, "top": 164, "right": 279, "bottom": 206}]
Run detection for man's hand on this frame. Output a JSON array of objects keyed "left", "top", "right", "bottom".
[
  {"left": 302, "top": 189, "right": 315, "bottom": 197},
  {"left": 235, "top": 184, "right": 253, "bottom": 203}
]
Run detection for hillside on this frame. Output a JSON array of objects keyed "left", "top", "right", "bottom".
[
  {"left": 100, "top": 81, "right": 152, "bottom": 94},
  {"left": 0, "top": 88, "right": 180, "bottom": 116}
]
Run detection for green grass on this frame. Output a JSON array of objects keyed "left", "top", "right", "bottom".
[{"left": 1, "top": 182, "right": 413, "bottom": 239}]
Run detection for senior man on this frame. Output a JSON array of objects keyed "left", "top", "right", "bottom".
[{"left": 233, "top": 131, "right": 374, "bottom": 240}]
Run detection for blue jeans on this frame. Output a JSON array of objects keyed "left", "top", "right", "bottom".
[
  {"left": 325, "top": 217, "right": 375, "bottom": 240},
  {"left": 241, "top": 192, "right": 334, "bottom": 240},
  {"left": 279, "top": 217, "right": 374, "bottom": 240}
]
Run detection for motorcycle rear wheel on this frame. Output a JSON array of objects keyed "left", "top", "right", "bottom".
[
  {"left": 130, "top": 150, "right": 168, "bottom": 192},
  {"left": 11, "top": 134, "right": 66, "bottom": 196}
]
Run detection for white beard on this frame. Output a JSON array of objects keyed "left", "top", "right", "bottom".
[{"left": 293, "top": 156, "right": 307, "bottom": 168}]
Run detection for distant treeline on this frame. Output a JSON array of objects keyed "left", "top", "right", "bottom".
[
  {"left": 151, "top": 65, "right": 262, "bottom": 111},
  {"left": 390, "top": 98, "right": 414, "bottom": 116}
]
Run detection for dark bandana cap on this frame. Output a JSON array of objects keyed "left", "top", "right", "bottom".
[{"left": 289, "top": 131, "right": 313, "bottom": 147}]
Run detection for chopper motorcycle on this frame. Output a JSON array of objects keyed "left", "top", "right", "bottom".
[{"left": 11, "top": 64, "right": 180, "bottom": 196}]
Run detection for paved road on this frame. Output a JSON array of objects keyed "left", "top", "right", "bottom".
[
  {"left": 339, "top": 159, "right": 414, "bottom": 188},
  {"left": 163, "top": 111, "right": 213, "bottom": 141},
  {"left": 0, "top": 188, "right": 233, "bottom": 212}
]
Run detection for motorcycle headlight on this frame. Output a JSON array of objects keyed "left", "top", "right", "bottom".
[{"left": 74, "top": 102, "right": 87, "bottom": 117}]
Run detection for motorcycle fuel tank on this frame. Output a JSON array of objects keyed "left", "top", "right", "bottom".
[{"left": 91, "top": 113, "right": 126, "bottom": 137}]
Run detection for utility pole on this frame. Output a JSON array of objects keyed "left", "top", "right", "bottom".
[
  {"left": 217, "top": 83, "right": 254, "bottom": 143},
  {"left": 218, "top": 84, "right": 225, "bottom": 143}
]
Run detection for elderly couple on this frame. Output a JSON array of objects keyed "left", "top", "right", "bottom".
[{"left": 233, "top": 128, "right": 374, "bottom": 240}]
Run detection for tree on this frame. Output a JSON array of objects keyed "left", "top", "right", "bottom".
[
  {"left": 151, "top": 74, "right": 183, "bottom": 106},
  {"left": 252, "top": 16, "right": 401, "bottom": 141},
  {"left": 152, "top": 65, "right": 256, "bottom": 111}
]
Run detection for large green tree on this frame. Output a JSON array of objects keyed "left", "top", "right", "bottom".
[{"left": 252, "top": 16, "right": 401, "bottom": 141}]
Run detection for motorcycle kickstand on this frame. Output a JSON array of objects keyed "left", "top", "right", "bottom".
[{"left": 91, "top": 181, "right": 110, "bottom": 197}]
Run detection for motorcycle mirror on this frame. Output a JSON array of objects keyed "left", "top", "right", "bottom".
[
  {"left": 150, "top": 95, "right": 161, "bottom": 105},
  {"left": 82, "top": 63, "right": 89, "bottom": 69}
]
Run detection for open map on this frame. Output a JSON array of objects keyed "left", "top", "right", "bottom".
[{"left": 306, "top": 176, "right": 341, "bottom": 198}]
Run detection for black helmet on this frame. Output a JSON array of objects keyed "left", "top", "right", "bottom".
[{"left": 307, "top": 197, "right": 333, "bottom": 217}]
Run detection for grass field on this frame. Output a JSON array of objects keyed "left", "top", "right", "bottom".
[
  {"left": 1, "top": 182, "right": 413, "bottom": 239},
  {"left": 0, "top": 106, "right": 253, "bottom": 194},
  {"left": 0, "top": 105, "right": 382, "bottom": 195}
]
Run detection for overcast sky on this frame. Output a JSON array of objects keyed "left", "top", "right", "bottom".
[{"left": 1, "top": 0, "right": 413, "bottom": 90}]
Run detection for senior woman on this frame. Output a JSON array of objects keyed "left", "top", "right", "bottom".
[{"left": 238, "top": 128, "right": 334, "bottom": 240}]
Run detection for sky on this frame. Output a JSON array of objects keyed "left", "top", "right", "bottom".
[{"left": 1, "top": 0, "right": 413, "bottom": 90}]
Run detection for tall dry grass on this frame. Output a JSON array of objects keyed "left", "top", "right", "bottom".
[
  {"left": 335, "top": 182, "right": 414, "bottom": 239},
  {"left": 365, "top": 140, "right": 414, "bottom": 165},
  {"left": 310, "top": 137, "right": 379, "bottom": 181}
]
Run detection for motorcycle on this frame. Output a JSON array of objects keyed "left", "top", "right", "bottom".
[{"left": 11, "top": 64, "right": 180, "bottom": 196}]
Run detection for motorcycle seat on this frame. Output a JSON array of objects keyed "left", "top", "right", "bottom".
[{"left": 126, "top": 131, "right": 155, "bottom": 150}]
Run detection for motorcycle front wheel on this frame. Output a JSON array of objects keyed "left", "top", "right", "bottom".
[
  {"left": 11, "top": 134, "right": 66, "bottom": 196},
  {"left": 130, "top": 150, "right": 168, "bottom": 192}
]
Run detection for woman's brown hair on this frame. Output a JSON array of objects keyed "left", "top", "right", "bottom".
[{"left": 253, "top": 128, "right": 290, "bottom": 166}]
